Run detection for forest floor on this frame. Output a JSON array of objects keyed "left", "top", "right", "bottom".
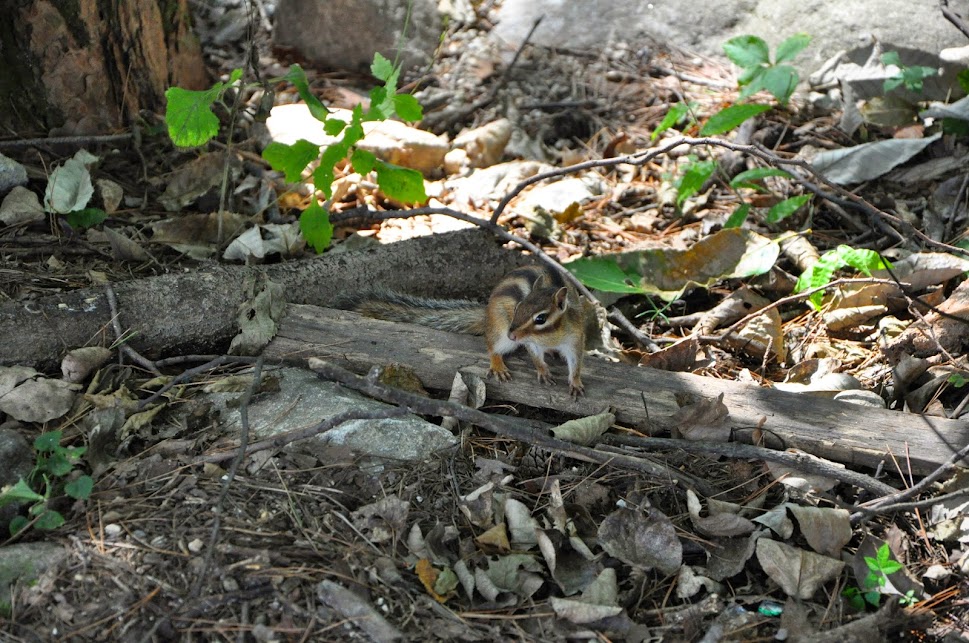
[{"left": 3, "top": 3, "right": 969, "bottom": 642}]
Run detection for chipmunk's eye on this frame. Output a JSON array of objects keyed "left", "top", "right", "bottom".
[{"left": 534, "top": 313, "right": 548, "bottom": 325}]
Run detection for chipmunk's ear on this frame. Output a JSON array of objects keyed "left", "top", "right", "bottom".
[{"left": 554, "top": 287, "right": 568, "bottom": 310}]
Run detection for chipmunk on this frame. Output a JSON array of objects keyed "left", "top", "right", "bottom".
[{"left": 342, "top": 264, "right": 588, "bottom": 396}]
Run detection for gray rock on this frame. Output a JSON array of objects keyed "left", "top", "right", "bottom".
[
  {"left": 212, "top": 368, "right": 456, "bottom": 462},
  {"left": 0, "top": 426, "right": 34, "bottom": 535},
  {"left": 273, "top": 0, "right": 444, "bottom": 73},
  {"left": 0, "top": 542, "right": 67, "bottom": 609},
  {"left": 834, "top": 389, "right": 887, "bottom": 408},
  {"left": 495, "top": 0, "right": 965, "bottom": 77},
  {"left": 0, "top": 153, "right": 28, "bottom": 197},
  {"left": 0, "top": 187, "right": 45, "bottom": 226}
]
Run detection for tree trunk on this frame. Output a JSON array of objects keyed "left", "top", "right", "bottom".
[{"left": 0, "top": 0, "right": 208, "bottom": 136}]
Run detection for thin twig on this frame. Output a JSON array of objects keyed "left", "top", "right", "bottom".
[
  {"left": 603, "top": 434, "right": 898, "bottom": 497},
  {"left": 607, "top": 308, "right": 660, "bottom": 352},
  {"left": 850, "top": 438, "right": 969, "bottom": 521},
  {"left": 105, "top": 284, "right": 161, "bottom": 375},
  {"left": 136, "top": 355, "right": 262, "bottom": 410},
  {"left": 0, "top": 133, "right": 132, "bottom": 149},
  {"left": 941, "top": 0, "right": 969, "bottom": 40},
  {"left": 189, "top": 356, "right": 264, "bottom": 600}
]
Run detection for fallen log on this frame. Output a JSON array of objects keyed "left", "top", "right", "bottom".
[
  {"left": 266, "top": 304, "right": 969, "bottom": 475},
  {"left": 0, "top": 229, "right": 524, "bottom": 371}
]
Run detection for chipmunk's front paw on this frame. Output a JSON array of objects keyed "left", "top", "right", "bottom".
[
  {"left": 535, "top": 366, "right": 556, "bottom": 386},
  {"left": 489, "top": 367, "right": 512, "bottom": 382},
  {"left": 569, "top": 378, "right": 585, "bottom": 397}
]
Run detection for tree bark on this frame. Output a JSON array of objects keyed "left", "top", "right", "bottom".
[{"left": 0, "top": 0, "right": 208, "bottom": 135}]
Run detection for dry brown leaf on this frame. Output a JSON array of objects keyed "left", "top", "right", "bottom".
[
  {"left": 598, "top": 506, "right": 682, "bottom": 575},
  {"left": 672, "top": 392, "right": 730, "bottom": 442},
  {"left": 756, "top": 538, "right": 844, "bottom": 600}
]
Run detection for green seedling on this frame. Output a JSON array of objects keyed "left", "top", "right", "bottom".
[
  {"left": 0, "top": 431, "right": 93, "bottom": 537},
  {"left": 794, "top": 245, "right": 891, "bottom": 309},
  {"left": 723, "top": 33, "right": 811, "bottom": 106},
  {"left": 881, "top": 51, "right": 938, "bottom": 93},
  {"left": 165, "top": 53, "right": 426, "bottom": 253},
  {"left": 843, "top": 542, "right": 914, "bottom": 610}
]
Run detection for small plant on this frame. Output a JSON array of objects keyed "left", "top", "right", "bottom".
[
  {"left": 881, "top": 51, "right": 938, "bottom": 93},
  {"left": 842, "top": 542, "right": 914, "bottom": 610},
  {"left": 724, "top": 167, "right": 812, "bottom": 228},
  {"left": 794, "top": 245, "right": 891, "bottom": 309},
  {"left": 723, "top": 33, "right": 811, "bottom": 106},
  {"left": 949, "top": 373, "right": 969, "bottom": 388},
  {"left": 0, "top": 431, "right": 93, "bottom": 536},
  {"left": 674, "top": 156, "right": 718, "bottom": 207},
  {"left": 165, "top": 53, "right": 426, "bottom": 253},
  {"left": 653, "top": 34, "right": 813, "bottom": 221}
]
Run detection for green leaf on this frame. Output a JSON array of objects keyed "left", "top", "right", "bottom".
[
  {"left": 843, "top": 587, "right": 866, "bottom": 611},
  {"left": 766, "top": 194, "right": 811, "bottom": 223},
  {"left": 0, "top": 479, "right": 44, "bottom": 506},
  {"left": 724, "top": 203, "right": 750, "bottom": 228},
  {"left": 299, "top": 201, "right": 333, "bottom": 253},
  {"left": 900, "top": 66, "right": 938, "bottom": 92},
  {"left": 794, "top": 245, "right": 891, "bottom": 309},
  {"left": 324, "top": 118, "right": 347, "bottom": 136},
  {"left": 46, "top": 452, "right": 72, "bottom": 477},
  {"left": 730, "top": 167, "right": 792, "bottom": 187},
  {"left": 652, "top": 102, "right": 693, "bottom": 141},
  {"left": 63, "top": 445, "right": 86, "bottom": 462},
  {"left": 9, "top": 515, "right": 27, "bottom": 535},
  {"left": 723, "top": 35, "right": 770, "bottom": 69},
  {"left": 393, "top": 93, "right": 423, "bottom": 121},
  {"left": 881, "top": 51, "right": 902, "bottom": 67},
  {"left": 367, "top": 86, "right": 392, "bottom": 121},
  {"left": 775, "top": 33, "right": 811, "bottom": 64},
  {"left": 374, "top": 161, "right": 427, "bottom": 204},
  {"left": 760, "top": 65, "right": 799, "bottom": 105},
  {"left": 676, "top": 159, "right": 718, "bottom": 206},
  {"left": 283, "top": 64, "right": 330, "bottom": 122},
  {"left": 35, "top": 509, "right": 64, "bottom": 531},
  {"left": 34, "top": 431, "right": 62, "bottom": 453},
  {"left": 943, "top": 118, "right": 969, "bottom": 136},
  {"left": 835, "top": 245, "right": 890, "bottom": 274},
  {"left": 65, "top": 476, "right": 94, "bottom": 500},
  {"left": 738, "top": 65, "right": 766, "bottom": 88},
  {"left": 314, "top": 143, "right": 350, "bottom": 197},
  {"left": 565, "top": 257, "right": 646, "bottom": 294},
  {"left": 700, "top": 104, "right": 772, "bottom": 136},
  {"left": 883, "top": 76, "right": 905, "bottom": 93},
  {"left": 949, "top": 373, "right": 969, "bottom": 388},
  {"left": 351, "top": 149, "right": 377, "bottom": 175},
  {"left": 958, "top": 69, "right": 969, "bottom": 94},
  {"left": 165, "top": 85, "right": 223, "bottom": 147},
  {"left": 864, "top": 591, "right": 882, "bottom": 606},
  {"left": 65, "top": 208, "right": 107, "bottom": 230},
  {"left": 262, "top": 139, "right": 320, "bottom": 183},
  {"left": 344, "top": 106, "right": 366, "bottom": 147},
  {"left": 371, "top": 52, "right": 397, "bottom": 84}
]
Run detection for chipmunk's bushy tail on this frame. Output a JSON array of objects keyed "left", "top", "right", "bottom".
[{"left": 337, "top": 290, "right": 487, "bottom": 335}]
